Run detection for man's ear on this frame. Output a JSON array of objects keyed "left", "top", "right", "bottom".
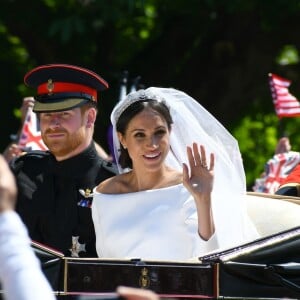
[{"left": 86, "top": 108, "right": 96, "bottom": 128}]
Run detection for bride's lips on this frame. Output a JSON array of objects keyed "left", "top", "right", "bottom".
[{"left": 143, "top": 152, "right": 161, "bottom": 159}]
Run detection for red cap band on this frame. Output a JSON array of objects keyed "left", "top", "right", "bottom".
[{"left": 37, "top": 82, "right": 97, "bottom": 101}]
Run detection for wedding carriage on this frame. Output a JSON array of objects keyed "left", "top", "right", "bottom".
[{"left": 31, "top": 192, "right": 300, "bottom": 299}]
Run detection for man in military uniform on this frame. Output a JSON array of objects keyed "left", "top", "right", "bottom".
[{"left": 10, "top": 64, "right": 117, "bottom": 258}]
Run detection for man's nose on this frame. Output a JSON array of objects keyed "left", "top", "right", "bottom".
[{"left": 49, "top": 116, "right": 61, "bottom": 128}]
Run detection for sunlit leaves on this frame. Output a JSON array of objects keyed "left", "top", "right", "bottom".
[
  {"left": 233, "top": 113, "right": 279, "bottom": 189},
  {"left": 276, "top": 45, "right": 299, "bottom": 66}
]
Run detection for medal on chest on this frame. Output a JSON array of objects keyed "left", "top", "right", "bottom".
[{"left": 78, "top": 188, "right": 93, "bottom": 208}]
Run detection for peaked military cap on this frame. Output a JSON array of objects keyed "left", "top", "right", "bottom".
[{"left": 24, "top": 64, "right": 109, "bottom": 113}]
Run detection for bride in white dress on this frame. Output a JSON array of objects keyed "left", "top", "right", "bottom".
[{"left": 92, "top": 88, "right": 258, "bottom": 260}]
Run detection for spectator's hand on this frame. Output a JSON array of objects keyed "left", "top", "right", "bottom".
[
  {"left": 21, "top": 97, "right": 35, "bottom": 124},
  {"left": 117, "top": 286, "right": 160, "bottom": 300},
  {"left": 94, "top": 141, "right": 113, "bottom": 161},
  {"left": 2, "top": 97, "right": 34, "bottom": 163},
  {"left": 275, "top": 137, "right": 291, "bottom": 154},
  {"left": 3, "top": 143, "right": 24, "bottom": 162},
  {"left": 0, "top": 155, "right": 17, "bottom": 212}
]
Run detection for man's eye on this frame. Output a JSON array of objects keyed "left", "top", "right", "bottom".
[
  {"left": 42, "top": 114, "right": 51, "bottom": 118},
  {"left": 62, "top": 112, "right": 71, "bottom": 118}
]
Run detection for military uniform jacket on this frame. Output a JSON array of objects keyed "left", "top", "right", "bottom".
[{"left": 10, "top": 142, "right": 117, "bottom": 258}]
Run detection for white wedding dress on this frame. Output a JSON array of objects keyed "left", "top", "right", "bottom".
[{"left": 92, "top": 183, "right": 218, "bottom": 260}]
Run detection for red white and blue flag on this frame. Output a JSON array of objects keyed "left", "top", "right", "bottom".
[
  {"left": 253, "top": 151, "right": 300, "bottom": 194},
  {"left": 269, "top": 73, "right": 300, "bottom": 118},
  {"left": 18, "top": 107, "right": 48, "bottom": 151}
]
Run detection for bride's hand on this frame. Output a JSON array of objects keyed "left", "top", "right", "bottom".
[{"left": 182, "top": 143, "right": 214, "bottom": 198}]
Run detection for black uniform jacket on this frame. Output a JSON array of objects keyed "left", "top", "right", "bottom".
[{"left": 10, "top": 142, "right": 117, "bottom": 258}]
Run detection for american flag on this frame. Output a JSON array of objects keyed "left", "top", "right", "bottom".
[
  {"left": 269, "top": 73, "right": 300, "bottom": 118},
  {"left": 18, "top": 107, "right": 48, "bottom": 151}
]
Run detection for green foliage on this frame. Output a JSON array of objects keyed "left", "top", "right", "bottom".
[
  {"left": 277, "top": 45, "right": 299, "bottom": 66},
  {"left": 233, "top": 112, "right": 279, "bottom": 190},
  {"left": 49, "top": 16, "right": 85, "bottom": 43},
  {"left": 2, "top": 0, "right": 300, "bottom": 187}
]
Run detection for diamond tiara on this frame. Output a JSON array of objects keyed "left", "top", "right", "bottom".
[{"left": 112, "top": 89, "right": 165, "bottom": 125}]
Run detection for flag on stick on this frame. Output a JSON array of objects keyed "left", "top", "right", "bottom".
[
  {"left": 18, "top": 107, "right": 48, "bottom": 151},
  {"left": 269, "top": 73, "right": 300, "bottom": 118}
]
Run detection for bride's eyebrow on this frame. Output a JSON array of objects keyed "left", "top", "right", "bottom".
[
  {"left": 129, "top": 128, "right": 145, "bottom": 133},
  {"left": 130, "top": 125, "right": 166, "bottom": 133}
]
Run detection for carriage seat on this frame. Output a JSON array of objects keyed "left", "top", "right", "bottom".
[{"left": 245, "top": 192, "right": 300, "bottom": 237}]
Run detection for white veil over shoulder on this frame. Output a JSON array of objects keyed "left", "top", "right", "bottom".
[{"left": 111, "top": 87, "right": 259, "bottom": 250}]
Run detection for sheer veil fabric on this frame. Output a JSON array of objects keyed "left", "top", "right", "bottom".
[{"left": 111, "top": 87, "right": 259, "bottom": 250}]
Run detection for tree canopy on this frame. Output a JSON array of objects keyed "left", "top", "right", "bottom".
[{"left": 2, "top": 0, "right": 300, "bottom": 188}]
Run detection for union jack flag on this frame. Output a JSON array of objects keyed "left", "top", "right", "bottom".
[
  {"left": 253, "top": 151, "right": 300, "bottom": 193},
  {"left": 18, "top": 107, "right": 48, "bottom": 151},
  {"left": 269, "top": 73, "right": 300, "bottom": 118}
]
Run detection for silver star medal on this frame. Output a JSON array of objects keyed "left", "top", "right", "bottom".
[{"left": 69, "top": 236, "right": 86, "bottom": 257}]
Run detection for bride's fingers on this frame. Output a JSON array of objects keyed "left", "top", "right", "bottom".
[
  {"left": 187, "top": 145, "right": 195, "bottom": 167},
  {"left": 199, "top": 144, "right": 208, "bottom": 168},
  {"left": 208, "top": 153, "right": 215, "bottom": 171},
  {"left": 187, "top": 144, "right": 213, "bottom": 170},
  {"left": 192, "top": 143, "right": 202, "bottom": 166}
]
